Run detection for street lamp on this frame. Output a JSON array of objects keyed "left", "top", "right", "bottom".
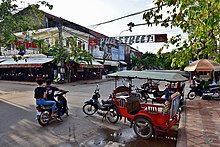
[
  {"left": 118, "top": 29, "right": 129, "bottom": 71},
  {"left": 118, "top": 25, "right": 133, "bottom": 71}
]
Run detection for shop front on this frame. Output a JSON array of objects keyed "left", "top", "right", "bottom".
[
  {"left": 0, "top": 57, "right": 54, "bottom": 81},
  {"left": 71, "top": 60, "right": 104, "bottom": 81}
]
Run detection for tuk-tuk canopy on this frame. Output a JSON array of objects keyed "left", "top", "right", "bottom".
[
  {"left": 184, "top": 59, "right": 220, "bottom": 72},
  {"left": 107, "top": 70, "right": 188, "bottom": 82}
]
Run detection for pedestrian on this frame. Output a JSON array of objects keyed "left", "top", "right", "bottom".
[
  {"left": 36, "top": 74, "right": 40, "bottom": 82},
  {"left": 34, "top": 78, "right": 57, "bottom": 117}
]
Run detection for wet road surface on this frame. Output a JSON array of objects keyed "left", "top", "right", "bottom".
[{"left": 83, "top": 127, "right": 177, "bottom": 147}]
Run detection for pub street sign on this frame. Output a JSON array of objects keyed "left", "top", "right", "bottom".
[{"left": 98, "top": 34, "right": 167, "bottom": 46}]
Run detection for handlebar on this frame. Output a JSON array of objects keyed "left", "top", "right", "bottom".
[{"left": 54, "top": 91, "right": 69, "bottom": 97}]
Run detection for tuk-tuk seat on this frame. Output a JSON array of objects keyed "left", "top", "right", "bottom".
[
  {"left": 125, "top": 95, "right": 141, "bottom": 115},
  {"left": 113, "top": 86, "right": 131, "bottom": 97},
  {"left": 142, "top": 92, "right": 181, "bottom": 114}
]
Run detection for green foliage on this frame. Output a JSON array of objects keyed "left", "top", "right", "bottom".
[
  {"left": 143, "top": 0, "right": 220, "bottom": 68},
  {"left": 0, "top": 0, "right": 52, "bottom": 61},
  {"left": 141, "top": 52, "right": 159, "bottom": 69},
  {"left": 131, "top": 56, "right": 141, "bottom": 69},
  {"left": 50, "top": 37, "right": 93, "bottom": 66}
]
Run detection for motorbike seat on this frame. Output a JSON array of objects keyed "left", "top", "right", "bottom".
[
  {"left": 36, "top": 105, "right": 54, "bottom": 109},
  {"left": 101, "top": 100, "right": 113, "bottom": 107}
]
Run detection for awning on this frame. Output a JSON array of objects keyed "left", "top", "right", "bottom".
[
  {"left": 0, "top": 59, "right": 5, "bottom": 63},
  {"left": 79, "top": 60, "right": 104, "bottom": 68},
  {"left": 95, "top": 60, "right": 119, "bottom": 66},
  {"left": 120, "top": 61, "right": 127, "bottom": 65},
  {"left": 0, "top": 57, "right": 54, "bottom": 68},
  {"left": 104, "top": 61, "right": 119, "bottom": 66}
]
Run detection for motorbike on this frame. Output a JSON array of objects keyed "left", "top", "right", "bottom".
[
  {"left": 36, "top": 91, "right": 69, "bottom": 126},
  {"left": 82, "top": 85, "right": 119, "bottom": 123},
  {"left": 187, "top": 78, "right": 220, "bottom": 100},
  {"left": 53, "top": 77, "right": 64, "bottom": 84}
]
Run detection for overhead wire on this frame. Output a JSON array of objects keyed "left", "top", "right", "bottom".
[{"left": 87, "top": 4, "right": 166, "bottom": 29}]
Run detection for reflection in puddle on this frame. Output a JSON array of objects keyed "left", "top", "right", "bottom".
[{"left": 84, "top": 127, "right": 177, "bottom": 147}]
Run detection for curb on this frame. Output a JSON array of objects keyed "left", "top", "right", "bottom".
[
  {"left": 0, "top": 78, "right": 114, "bottom": 86},
  {"left": 176, "top": 102, "right": 187, "bottom": 147}
]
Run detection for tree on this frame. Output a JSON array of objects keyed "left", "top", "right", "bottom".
[
  {"left": 49, "top": 37, "right": 93, "bottom": 82},
  {"left": 131, "top": 56, "right": 141, "bottom": 70},
  {"left": 143, "top": 0, "right": 220, "bottom": 68},
  {"left": 141, "top": 52, "right": 159, "bottom": 69},
  {"left": 0, "top": 0, "right": 52, "bottom": 60},
  {"left": 157, "top": 49, "right": 178, "bottom": 70}
]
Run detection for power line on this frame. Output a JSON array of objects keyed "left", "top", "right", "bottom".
[{"left": 87, "top": 4, "right": 166, "bottom": 29}]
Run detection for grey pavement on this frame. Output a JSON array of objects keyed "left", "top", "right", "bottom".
[{"left": 177, "top": 81, "right": 220, "bottom": 147}]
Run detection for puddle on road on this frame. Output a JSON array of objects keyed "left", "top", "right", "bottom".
[{"left": 83, "top": 127, "right": 177, "bottom": 147}]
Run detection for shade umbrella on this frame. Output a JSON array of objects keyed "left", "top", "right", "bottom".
[{"left": 184, "top": 59, "right": 220, "bottom": 72}]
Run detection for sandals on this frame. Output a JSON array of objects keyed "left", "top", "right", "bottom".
[{"left": 51, "top": 114, "right": 58, "bottom": 118}]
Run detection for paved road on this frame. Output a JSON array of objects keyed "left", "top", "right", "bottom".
[{"left": 0, "top": 80, "right": 177, "bottom": 147}]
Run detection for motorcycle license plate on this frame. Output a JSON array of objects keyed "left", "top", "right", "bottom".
[{"left": 36, "top": 111, "right": 41, "bottom": 116}]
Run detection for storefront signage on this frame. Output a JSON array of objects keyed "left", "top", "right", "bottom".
[
  {"left": 16, "top": 41, "right": 37, "bottom": 48},
  {"left": 88, "top": 38, "right": 98, "bottom": 46}
]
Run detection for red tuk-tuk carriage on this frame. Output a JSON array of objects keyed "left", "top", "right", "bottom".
[{"left": 107, "top": 70, "right": 187, "bottom": 139}]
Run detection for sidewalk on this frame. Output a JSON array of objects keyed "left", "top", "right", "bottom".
[
  {"left": 177, "top": 82, "right": 220, "bottom": 147},
  {"left": 0, "top": 78, "right": 113, "bottom": 86}
]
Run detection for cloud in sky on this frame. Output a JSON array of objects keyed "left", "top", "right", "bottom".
[{"left": 24, "top": 0, "right": 185, "bottom": 53}]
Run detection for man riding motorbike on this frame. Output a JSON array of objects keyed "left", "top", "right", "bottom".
[
  {"left": 45, "top": 79, "right": 65, "bottom": 121},
  {"left": 34, "top": 79, "right": 57, "bottom": 118}
]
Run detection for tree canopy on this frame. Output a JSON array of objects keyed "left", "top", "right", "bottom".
[{"left": 143, "top": 0, "right": 220, "bottom": 68}]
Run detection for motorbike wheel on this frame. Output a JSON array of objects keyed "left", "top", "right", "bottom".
[
  {"left": 107, "top": 107, "right": 119, "bottom": 124},
  {"left": 187, "top": 91, "right": 196, "bottom": 100},
  {"left": 38, "top": 110, "right": 50, "bottom": 126},
  {"left": 82, "top": 104, "right": 97, "bottom": 115},
  {"left": 133, "top": 117, "right": 153, "bottom": 139},
  {"left": 212, "top": 90, "right": 220, "bottom": 100}
]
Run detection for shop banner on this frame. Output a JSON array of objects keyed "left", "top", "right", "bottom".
[{"left": 88, "top": 38, "right": 98, "bottom": 46}]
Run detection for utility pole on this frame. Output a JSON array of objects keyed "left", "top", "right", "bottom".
[
  {"left": 118, "top": 30, "right": 127, "bottom": 71},
  {"left": 57, "top": 21, "right": 65, "bottom": 82}
]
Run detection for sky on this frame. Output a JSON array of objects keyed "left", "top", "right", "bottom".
[{"left": 21, "top": 0, "right": 186, "bottom": 53}]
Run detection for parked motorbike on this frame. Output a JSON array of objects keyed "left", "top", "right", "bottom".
[
  {"left": 187, "top": 79, "right": 220, "bottom": 100},
  {"left": 36, "top": 91, "right": 69, "bottom": 126},
  {"left": 82, "top": 85, "right": 119, "bottom": 123},
  {"left": 53, "top": 77, "right": 64, "bottom": 84}
]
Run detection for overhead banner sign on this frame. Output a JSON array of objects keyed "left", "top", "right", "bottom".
[
  {"left": 118, "top": 34, "right": 167, "bottom": 44},
  {"left": 99, "top": 34, "right": 167, "bottom": 45}
]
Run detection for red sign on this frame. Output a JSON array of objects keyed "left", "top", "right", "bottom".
[
  {"left": 16, "top": 41, "right": 37, "bottom": 48},
  {"left": 0, "top": 64, "right": 42, "bottom": 68},
  {"left": 88, "top": 38, "right": 98, "bottom": 46},
  {"left": 155, "top": 34, "right": 167, "bottom": 42}
]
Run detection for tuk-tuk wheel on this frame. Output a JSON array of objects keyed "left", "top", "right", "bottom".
[{"left": 133, "top": 117, "right": 153, "bottom": 139}]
